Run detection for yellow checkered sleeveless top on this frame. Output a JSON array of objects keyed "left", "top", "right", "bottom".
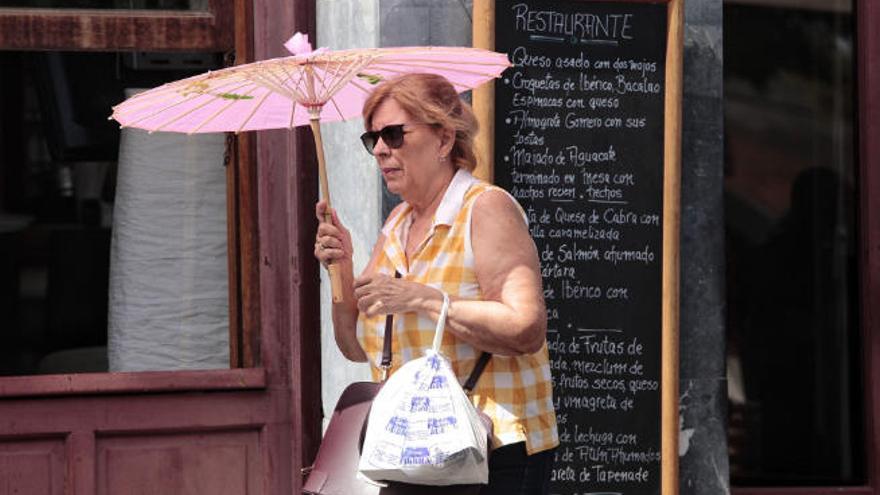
[{"left": 356, "top": 169, "right": 559, "bottom": 454}]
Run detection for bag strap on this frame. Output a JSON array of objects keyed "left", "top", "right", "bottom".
[
  {"left": 463, "top": 352, "right": 492, "bottom": 394},
  {"left": 430, "top": 291, "right": 451, "bottom": 352},
  {"left": 379, "top": 271, "right": 402, "bottom": 381}
]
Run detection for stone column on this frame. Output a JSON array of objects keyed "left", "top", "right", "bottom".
[{"left": 678, "top": 0, "right": 729, "bottom": 492}]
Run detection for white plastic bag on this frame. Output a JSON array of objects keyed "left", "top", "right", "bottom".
[{"left": 357, "top": 293, "right": 489, "bottom": 486}]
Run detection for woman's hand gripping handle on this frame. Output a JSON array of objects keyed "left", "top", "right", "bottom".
[{"left": 314, "top": 201, "right": 353, "bottom": 303}]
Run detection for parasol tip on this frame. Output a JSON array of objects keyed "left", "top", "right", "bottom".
[
  {"left": 284, "top": 31, "right": 328, "bottom": 58},
  {"left": 284, "top": 32, "right": 312, "bottom": 56}
]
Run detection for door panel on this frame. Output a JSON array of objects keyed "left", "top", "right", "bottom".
[
  {"left": 98, "top": 431, "right": 260, "bottom": 495},
  {"left": 0, "top": 439, "right": 65, "bottom": 495},
  {"left": 0, "top": 391, "right": 280, "bottom": 494}
]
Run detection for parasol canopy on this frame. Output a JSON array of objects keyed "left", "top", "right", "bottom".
[
  {"left": 111, "top": 33, "right": 511, "bottom": 134},
  {"left": 110, "top": 33, "right": 511, "bottom": 302}
]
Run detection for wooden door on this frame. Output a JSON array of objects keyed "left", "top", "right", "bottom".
[{"left": 0, "top": 1, "right": 321, "bottom": 494}]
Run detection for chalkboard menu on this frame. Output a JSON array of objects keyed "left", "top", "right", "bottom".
[{"left": 494, "top": 1, "right": 668, "bottom": 493}]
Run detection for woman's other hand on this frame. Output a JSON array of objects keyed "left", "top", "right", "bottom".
[
  {"left": 353, "top": 274, "right": 439, "bottom": 317},
  {"left": 314, "top": 200, "right": 353, "bottom": 268}
]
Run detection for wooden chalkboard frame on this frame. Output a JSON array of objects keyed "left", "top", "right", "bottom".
[{"left": 473, "top": 0, "right": 683, "bottom": 493}]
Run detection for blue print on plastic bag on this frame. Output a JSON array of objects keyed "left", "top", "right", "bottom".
[
  {"left": 427, "top": 416, "right": 458, "bottom": 434},
  {"left": 419, "top": 374, "right": 447, "bottom": 391},
  {"left": 400, "top": 447, "right": 432, "bottom": 465},
  {"left": 426, "top": 354, "right": 442, "bottom": 371},
  {"left": 386, "top": 416, "right": 408, "bottom": 436},
  {"left": 410, "top": 396, "right": 431, "bottom": 412}
]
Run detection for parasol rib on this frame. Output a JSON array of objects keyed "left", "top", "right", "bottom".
[
  {"left": 303, "top": 65, "right": 318, "bottom": 103},
  {"left": 276, "top": 65, "right": 304, "bottom": 128},
  {"left": 235, "top": 90, "right": 276, "bottom": 133},
  {"left": 281, "top": 63, "right": 311, "bottom": 103},
  {"left": 116, "top": 77, "right": 256, "bottom": 126},
  {"left": 321, "top": 57, "right": 375, "bottom": 99},
  {"left": 273, "top": 61, "right": 313, "bottom": 126},
  {"left": 247, "top": 68, "right": 299, "bottom": 101},
  {"left": 310, "top": 58, "right": 372, "bottom": 120},
  {"left": 313, "top": 56, "right": 379, "bottom": 102},
  {"left": 310, "top": 62, "right": 347, "bottom": 120},
  {"left": 190, "top": 84, "right": 263, "bottom": 134},
  {"left": 130, "top": 72, "right": 252, "bottom": 105},
  {"left": 317, "top": 57, "right": 354, "bottom": 99},
  {"left": 150, "top": 93, "right": 240, "bottom": 132},
  {"left": 278, "top": 64, "right": 313, "bottom": 127}
]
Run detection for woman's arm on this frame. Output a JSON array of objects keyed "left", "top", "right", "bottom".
[
  {"left": 354, "top": 190, "right": 546, "bottom": 356},
  {"left": 450, "top": 188, "right": 547, "bottom": 354}
]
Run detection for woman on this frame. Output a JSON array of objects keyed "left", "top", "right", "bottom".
[{"left": 314, "top": 73, "right": 558, "bottom": 494}]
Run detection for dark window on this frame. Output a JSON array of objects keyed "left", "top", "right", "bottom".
[
  {"left": 724, "top": 0, "right": 863, "bottom": 486},
  {"left": 0, "top": 51, "right": 231, "bottom": 375}
]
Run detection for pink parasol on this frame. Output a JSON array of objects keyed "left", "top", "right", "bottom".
[{"left": 111, "top": 33, "right": 511, "bottom": 301}]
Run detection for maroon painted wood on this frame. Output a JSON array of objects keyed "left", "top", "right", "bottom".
[
  {"left": 0, "top": 438, "right": 64, "bottom": 495},
  {"left": 0, "top": 390, "right": 286, "bottom": 493},
  {"left": 733, "top": 489, "right": 872, "bottom": 495},
  {"left": 96, "top": 431, "right": 260, "bottom": 495},
  {"left": 0, "top": 1, "right": 320, "bottom": 494},
  {"left": 858, "top": 0, "right": 880, "bottom": 491},
  {"left": 250, "top": 0, "right": 320, "bottom": 493},
  {"left": 0, "top": 0, "right": 233, "bottom": 51},
  {"left": 0, "top": 368, "right": 266, "bottom": 398}
]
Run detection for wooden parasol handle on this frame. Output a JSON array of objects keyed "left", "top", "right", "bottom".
[{"left": 309, "top": 114, "right": 345, "bottom": 303}]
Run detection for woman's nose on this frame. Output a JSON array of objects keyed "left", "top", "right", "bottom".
[{"left": 372, "top": 134, "right": 391, "bottom": 156}]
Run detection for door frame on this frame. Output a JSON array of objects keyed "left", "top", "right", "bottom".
[{"left": 858, "top": 0, "right": 880, "bottom": 490}]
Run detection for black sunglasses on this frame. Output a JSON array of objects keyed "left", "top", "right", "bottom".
[{"left": 360, "top": 123, "right": 431, "bottom": 154}]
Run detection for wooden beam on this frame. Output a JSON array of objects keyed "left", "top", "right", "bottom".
[
  {"left": 0, "top": 368, "right": 267, "bottom": 398},
  {"left": 227, "top": 0, "right": 260, "bottom": 370},
  {"left": 661, "top": 0, "right": 684, "bottom": 492},
  {"left": 0, "top": 1, "right": 233, "bottom": 51},
  {"left": 472, "top": 0, "right": 496, "bottom": 183},
  {"left": 252, "top": 0, "right": 320, "bottom": 491},
  {"left": 858, "top": 0, "right": 880, "bottom": 490}
]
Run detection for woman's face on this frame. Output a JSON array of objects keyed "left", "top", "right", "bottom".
[{"left": 368, "top": 98, "right": 452, "bottom": 200}]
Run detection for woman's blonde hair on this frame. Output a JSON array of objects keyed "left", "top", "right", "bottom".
[{"left": 362, "top": 73, "right": 479, "bottom": 172}]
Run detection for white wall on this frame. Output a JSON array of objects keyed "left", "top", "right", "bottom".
[{"left": 316, "top": 0, "right": 382, "bottom": 427}]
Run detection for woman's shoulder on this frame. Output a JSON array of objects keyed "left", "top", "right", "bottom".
[
  {"left": 465, "top": 183, "right": 527, "bottom": 223},
  {"left": 462, "top": 179, "right": 507, "bottom": 205}
]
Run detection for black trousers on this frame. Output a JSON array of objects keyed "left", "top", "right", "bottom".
[{"left": 479, "top": 443, "right": 556, "bottom": 495}]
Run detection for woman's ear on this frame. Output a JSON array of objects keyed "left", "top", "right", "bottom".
[{"left": 438, "top": 126, "right": 456, "bottom": 157}]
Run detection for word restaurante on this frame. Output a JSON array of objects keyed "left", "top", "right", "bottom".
[{"left": 513, "top": 3, "right": 634, "bottom": 41}]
